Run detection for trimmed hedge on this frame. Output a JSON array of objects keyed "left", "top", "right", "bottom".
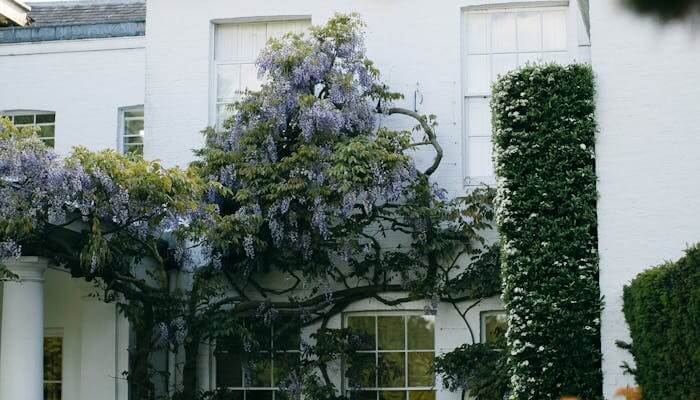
[
  {"left": 492, "top": 64, "right": 602, "bottom": 400},
  {"left": 622, "top": 244, "right": 700, "bottom": 399}
]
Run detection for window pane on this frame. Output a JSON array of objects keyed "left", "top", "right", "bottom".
[
  {"left": 466, "top": 13, "right": 489, "bottom": 54},
  {"left": 348, "top": 352, "right": 376, "bottom": 388},
  {"left": 14, "top": 115, "right": 34, "bottom": 124},
  {"left": 44, "top": 383, "right": 61, "bottom": 400},
  {"left": 517, "top": 12, "right": 542, "bottom": 51},
  {"left": 39, "top": 125, "right": 55, "bottom": 139},
  {"left": 491, "top": 53, "right": 518, "bottom": 81},
  {"left": 518, "top": 52, "right": 544, "bottom": 67},
  {"left": 467, "top": 97, "right": 492, "bottom": 138},
  {"left": 407, "top": 353, "right": 434, "bottom": 387},
  {"left": 44, "top": 337, "right": 62, "bottom": 381},
  {"left": 125, "top": 136, "right": 144, "bottom": 145},
  {"left": 217, "top": 352, "right": 243, "bottom": 388},
  {"left": 36, "top": 113, "right": 55, "bottom": 123},
  {"left": 348, "top": 316, "right": 376, "bottom": 350},
  {"left": 125, "top": 145, "right": 143, "bottom": 156},
  {"left": 350, "top": 391, "right": 377, "bottom": 400},
  {"left": 218, "top": 64, "right": 242, "bottom": 100},
  {"left": 273, "top": 353, "right": 299, "bottom": 386},
  {"left": 378, "top": 316, "right": 404, "bottom": 351},
  {"left": 484, "top": 312, "right": 508, "bottom": 344},
  {"left": 406, "top": 316, "right": 434, "bottom": 350},
  {"left": 381, "top": 391, "right": 406, "bottom": 400},
  {"left": 125, "top": 110, "right": 144, "bottom": 118},
  {"left": 247, "top": 390, "right": 274, "bottom": 400},
  {"left": 240, "top": 63, "right": 262, "bottom": 93},
  {"left": 218, "top": 390, "right": 244, "bottom": 400},
  {"left": 218, "top": 103, "right": 236, "bottom": 128},
  {"left": 542, "top": 11, "right": 567, "bottom": 50},
  {"left": 491, "top": 13, "right": 516, "bottom": 52},
  {"left": 126, "top": 119, "right": 144, "bottom": 137},
  {"left": 43, "top": 139, "right": 56, "bottom": 148},
  {"left": 251, "top": 323, "right": 272, "bottom": 351},
  {"left": 466, "top": 55, "right": 490, "bottom": 94},
  {"left": 468, "top": 136, "right": 494, "bottom": 179},
  {"left": 378, "top": 353, "right": 404, "bottom": 388},
  {"left": 408, "top": 391, "right": 435, "bottom": 400},
  {"left": 273, "top": 319, "right": 301, "bottom": 351},
  {"left": 248, "top": 357, "right": 272, "bottom": 387}
]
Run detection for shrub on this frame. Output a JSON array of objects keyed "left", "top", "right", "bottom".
[
  {"left": 622, "top": 244, "right": 700, "bottom": 400},
  {"left": 492, "top": 64, "right": 602, "bottom": 400},
  {"left": 434, "top": 343, "right": 510, "bottom": 400}
]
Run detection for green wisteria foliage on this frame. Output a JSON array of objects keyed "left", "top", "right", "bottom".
[{"left": 492, "top": 64, "right": 602, "bottom": 400}]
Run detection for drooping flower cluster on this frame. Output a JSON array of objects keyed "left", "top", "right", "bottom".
[
  {"left": 198, "top": 14, "right": 420, "bottom": 271},
  {"left": 0, "top": 117, "right": 205, "bottom": 275}
]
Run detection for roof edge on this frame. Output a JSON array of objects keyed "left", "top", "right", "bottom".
[
  {"left": 0, "top": 20, "right": 145, "bottom": 43},
  {"left": 0, "top": 0, "right": 31, "bottom": 26}
]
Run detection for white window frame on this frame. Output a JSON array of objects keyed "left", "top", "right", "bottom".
[
  {"left": 44, "top": 328, "right": 64, "bottom": 400},
  {"left": 342, "top": 311, "right": 436, "bottom": 400},
  {"left": 461, "top": 2, "right": 576, "bottom": 188},
  {"left": 208, "top": 16, "right": 311, "bottom": 128},
  {"left": 1, "top": 110, "right": 56, "bottom": 147},
  {"left": 117, "top": 105, "right": 144, "bottom": 156}
]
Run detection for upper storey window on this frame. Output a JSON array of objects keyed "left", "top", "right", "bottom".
[
  {"left": 463, "top": 6, "right": 569, "bottom": 186},
  {"left": 213, "top": 19, "right": 311, "bottom": 127},
  {"left": 119, "top": 106, "right": 144, "bottom": 156},
  {"left": 3, "top": 111, "right": 56, "bottom": 148}
]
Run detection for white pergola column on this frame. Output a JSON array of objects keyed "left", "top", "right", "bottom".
[
  {"left": 79, "top": 283, "right": 117, "bottom": 400},
  {"left": 0, "top": 256, "right": 48, "bottom": 400}
]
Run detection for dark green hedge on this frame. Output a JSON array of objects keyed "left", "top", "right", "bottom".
[
  {"left": 622, "top": 244, "right": 700, "bottom": 399},
  {"left": 492, "top": 64, "right": 602, "bottom": 400}
]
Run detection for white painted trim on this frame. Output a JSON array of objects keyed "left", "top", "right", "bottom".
[
  {"left": 0, "top": 0, "right": 31, "bottom": 26},
  {"left": 210, "top": 14, "right": 311, "bottom": 25},
  {"left": 464, "top": 0, "right": 569, "bottom": 11},
  {"left": 0, "top": 35, "right": 145, "bottom": 57},
  {"left": 3, "top": 256, "right": 48, "bottom": 282}
]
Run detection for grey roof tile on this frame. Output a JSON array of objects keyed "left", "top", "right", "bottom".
[{"left": 25, "top": 0, "right": 145, "bottom": 27}]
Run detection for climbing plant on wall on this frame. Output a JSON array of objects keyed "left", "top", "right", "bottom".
[
  {"left": 492, "top": 63, "right": 602, "bottom": 400},
  {"left": 0, "top": 15, "right": 503, "bottom": 400}
]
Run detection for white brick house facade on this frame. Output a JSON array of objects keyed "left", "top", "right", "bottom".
[{"left": 0, "top": 0, "right": 699, "bottom": 399}]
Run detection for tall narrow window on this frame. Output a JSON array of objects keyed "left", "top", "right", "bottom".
[
  {"left": 120, "top": 106, "right": 144, "bottom": 156},
  {"left": 345, "top": 313, "right": 436, "bottom": 400},
  {"left": 44, "top": 334, "right": 63, "bottom": 400},
  {"left": 3, "top": 111, "right": 56, "bottom": 147},
  {"left": 213, "top": 19, "right": 310, "bottom": 127},
  {"left": 215, "top": 318, "right": 301, "bottom": 400},
  {"left": 463, "top": 7, "right": 569, "bottom": 186}
]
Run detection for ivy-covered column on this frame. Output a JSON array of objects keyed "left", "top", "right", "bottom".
[{"left": 492, "top": 64, "right": 602, "bottom": 400}]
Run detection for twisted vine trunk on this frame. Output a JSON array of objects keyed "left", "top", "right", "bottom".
[
  {"left": 180, "top": 334, "right": 201, "bottom": 399},
  {"left": 130, "top": 305, "right": 156, "bottom": 400}
]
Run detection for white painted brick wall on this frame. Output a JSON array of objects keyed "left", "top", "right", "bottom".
[
  {"left": 0, "top": 37, "right": 145, "bottom": 156},
  {"left": 590, "top": 1, "right": 700, "bottom": 398},
  {"left": 145, "top": 0, "right": 584, "bottom": 196}
]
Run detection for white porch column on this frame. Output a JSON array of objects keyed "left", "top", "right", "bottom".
[{"left": 0, "top": 256, "right": 48, "bottom": 400}]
